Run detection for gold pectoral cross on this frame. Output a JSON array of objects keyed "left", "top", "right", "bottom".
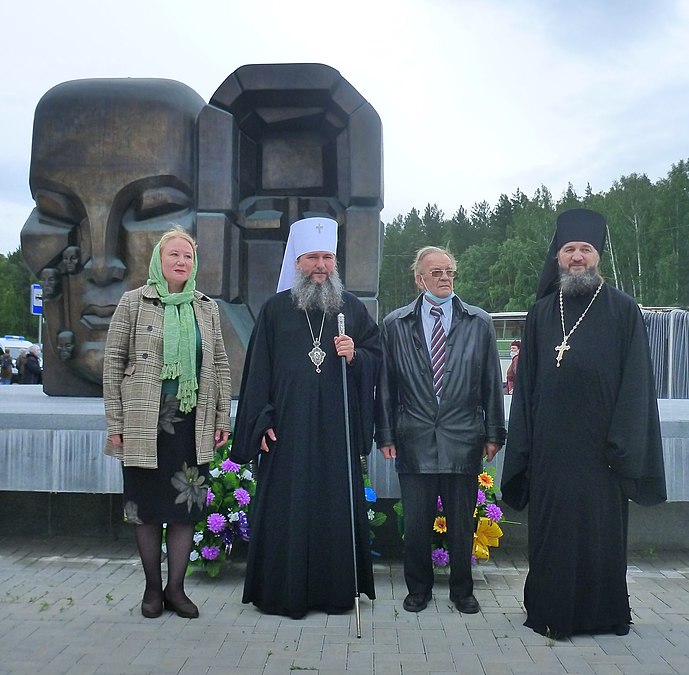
[{"left": 555, "top": 340, "right": 570, "bottom": 367}]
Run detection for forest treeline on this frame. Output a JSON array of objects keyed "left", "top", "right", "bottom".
[
  {"left": 2, "top": 159, "right": 688, "bottom": 338},
  {"left": 0, "top": 248, "right": 38, "bottom": 340},
  {"left": 379, "top": 160, "right": 689, "bottom": 318}
]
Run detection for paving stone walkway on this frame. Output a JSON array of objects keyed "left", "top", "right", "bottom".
[{"left": 0, "top": 537, "right": 687, "bottom": 674}]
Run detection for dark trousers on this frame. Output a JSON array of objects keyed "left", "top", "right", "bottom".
[{"left": 398, "top": 473, "right": 476, "bottom": 599}]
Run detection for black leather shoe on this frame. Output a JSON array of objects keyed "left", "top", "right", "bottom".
[
  {"left": 141, "top": 593, "right": 163, "bottom": 618},
  {"left": 403, "top": 592, "right": 432, "bottom": 612},
  {"left": 615, "top": 623, "right": 630, "bottom": 636},
  {"left": 163, "top": 589, "right": 199, "bottom": 619},
  {"left": 452, "top": 594, "right": 480, "bottom": 614}
]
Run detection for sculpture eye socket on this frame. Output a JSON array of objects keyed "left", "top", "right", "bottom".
[
  {"left": 134, "top": 187, "right": 191, "bottom": 221},
  {"left": 34, "top": 189, "right": 83, "bottom": 224}
]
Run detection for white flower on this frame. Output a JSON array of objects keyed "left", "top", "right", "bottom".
[
  {"left": 228, "top": 511, "right": 240, "bottom": 522},
  {"left": 193, "top": 532, "right": 203, "bottom": 544},
  {"left": 210, "top": 468, "right": 221, "bottom": 478},
  {"left": 241, "top": 469, "right": 253, "bottom": 481},
  {"left": 367, "top": 509, "right": 375, "bottom": 521},
  {"left": 189, "top": 550, "right": 199, "bottom": 561}
]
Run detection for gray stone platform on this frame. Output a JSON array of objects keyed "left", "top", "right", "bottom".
[
  {"left": 2, "top": 387, "right": 688, "bottom": 500},
  {"left": 0, "top": 536, "right": 687, "bottom": 674}
]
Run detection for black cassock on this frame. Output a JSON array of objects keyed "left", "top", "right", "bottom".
[
  {"left": 501, "top": 284, "right": 666, "bottom": 637},
  {"left": 231, "top": 290, "right": 381, "bottom": 618}
]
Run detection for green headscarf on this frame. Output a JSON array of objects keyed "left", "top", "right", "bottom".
[{"left": 147, "top": 240, "right": 198, "bottom": 413}]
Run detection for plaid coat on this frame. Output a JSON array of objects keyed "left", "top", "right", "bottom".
[{"left": 103, "top": 285, "right": 232, "bottom": 468}]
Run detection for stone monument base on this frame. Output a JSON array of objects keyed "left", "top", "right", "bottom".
[{"left": 1, "top": 387, "right": 688, "bottom": 552}]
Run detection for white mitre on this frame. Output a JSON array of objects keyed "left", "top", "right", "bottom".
[{"left": 276, "top": 217, "right": 338, "bottom": 292}]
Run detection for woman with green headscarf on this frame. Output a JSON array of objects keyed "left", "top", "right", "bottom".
[{"left": 104, "top": 226, "right": 232, "bottom": 620}]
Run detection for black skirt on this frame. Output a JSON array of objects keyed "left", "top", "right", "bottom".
[{"left": 122, "top": 395, "right": 210, "bottom": 525}]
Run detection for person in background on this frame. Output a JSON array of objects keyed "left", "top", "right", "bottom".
[
  {"left": 505, "top": 339, "right": 520, "bottom": 394},
  {"left": 103, "top": 226, "right": 232, "bottom": 620},
  {"left": 22, "top": 345, "right": 42, "bottom": 384},
  {"left": 1, "top": 348, "right": 12, "bottom": 384},
  {"left": 501, "top": 208, "right": 666, "bottom": 638},
  {"left": 375, "top": 245, "right": 505, "bottom": 614},
  {"left": 16, "top": 349, "right": 27, "bottom": 383},
  {"left": 230, "top": 217, "right": 381, "bottom": 619}
]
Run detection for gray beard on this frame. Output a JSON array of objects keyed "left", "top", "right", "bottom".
[
  {"left": 559, "top": 267, "right": 603, "bottom": 296},
  {"left": 291, "top": 269, "right": 344, "bottom": 314}
]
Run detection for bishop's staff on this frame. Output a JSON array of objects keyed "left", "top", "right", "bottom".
[{"left": 337, "top": 312, "right": 362, "bottom": 638}]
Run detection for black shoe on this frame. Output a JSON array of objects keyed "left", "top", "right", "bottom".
[
  {"left": 451, "top": 594, "right": 480, "bottom": 614},
  {"left": 163, "top": 589, "right": 199, "bottom": 619},
  {"left": 141, "top": 592, "right": 163, "bottom": 618},
  {"left": 615, "top": 623, "right": 630, "bottom": 636},
  {"left": 403, "top": 592, "right": 432, "bottom": 612}
]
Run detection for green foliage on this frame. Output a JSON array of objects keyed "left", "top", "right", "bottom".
[
  {"left": 380, "top": 161, "right": 689, "bottom": 314},
  {"left": 0, "top": 248, "right": 39, "bottom": 340},
  {"left": 362, "top": 465, "right": 387, "bottom": 546}
]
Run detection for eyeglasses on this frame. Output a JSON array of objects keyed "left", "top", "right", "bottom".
[{"left": 424, "top": 269, "right": 457, "bottom": 279}]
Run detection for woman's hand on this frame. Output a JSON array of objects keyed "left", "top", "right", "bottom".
[{"left": 214, "top": 429, "right": 230, "bottom": 448}]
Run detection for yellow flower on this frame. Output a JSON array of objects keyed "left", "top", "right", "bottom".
[
  {"left": 478, "top": 472, "right": 494, "bottom": 489},
  {"left": 472, "top": 517, "right": 503, "bottom": 561},
  {"left": 433, "top": 516, "right": 447, "bottom": 533}
]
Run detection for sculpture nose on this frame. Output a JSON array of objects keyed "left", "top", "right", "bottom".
[
  {"left": 83, "top": 257, "right": 126, "bottom": 286},
  {"left": 81, "top": 207, "right": 127, "bottom": 286}
]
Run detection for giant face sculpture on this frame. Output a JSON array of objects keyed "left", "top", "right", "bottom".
[
  {"left": 21, "top": 78, "right": 205, "bottom": 395},
  {"left": 200, "top": 64, "right": 384, "bottom": 319},
  {"left": 193, "top": 64, "right": 384, "bottom": 392},
  {"left": 21, "top": 66, "right": 384, "bottom": 397}
]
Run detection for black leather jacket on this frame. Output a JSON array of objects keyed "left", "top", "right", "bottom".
[{"left": 375, "top": 295, "right": 506, "bottom": 474}]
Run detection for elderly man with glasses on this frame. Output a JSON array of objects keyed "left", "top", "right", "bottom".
[{"left": 375, "top": 245, "right": 505, "bottom": 614}]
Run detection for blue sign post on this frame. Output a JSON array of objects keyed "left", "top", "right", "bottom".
[
  {"left": 31, "top": 284, "right": 43, "bottom": 316},
  {"left": 31, "top": 284, "right": 43, "bottom": 347}
]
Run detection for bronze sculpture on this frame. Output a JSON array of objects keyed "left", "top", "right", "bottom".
[
  {"left": 22, "top": 78, "right": 204, "bottom": 395},
  {"left": 21, "top": 64, "right": 383, "bottom": 397},
  {"left": 56, "top": 329, "right": 75, "bottom": 362},
  {"left": 60, "top": 245, "right": 81, "bottom": 275}
]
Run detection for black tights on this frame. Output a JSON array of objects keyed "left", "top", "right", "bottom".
[{"left": 135, "top": 523, "right": 194, "bottom": 602}]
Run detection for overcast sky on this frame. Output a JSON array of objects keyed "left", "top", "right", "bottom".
[{"left": 2, "top": 0, "right": 689, "bottom": 253}]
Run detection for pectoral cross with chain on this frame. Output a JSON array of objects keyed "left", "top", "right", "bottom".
[{"left": 555, "top": 339, "right": 570, "bottom": 367}]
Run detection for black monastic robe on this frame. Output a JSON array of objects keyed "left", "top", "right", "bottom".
[
  {"left": 231, "top": 290, "right": 381, "bottom": 618},
  {"left": 501, "top": 284, "right": 666, "bottom": 637}
]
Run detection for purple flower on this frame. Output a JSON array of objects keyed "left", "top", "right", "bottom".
[
  {"left": 437, "top": 496, "right": 444, "bottom": 512},
  {"left": 431, "top": 548, "right": 450, "bottom": 567},
  {"left": 206, "top": 489, "right": 215, "bottom": 506},
  {"left": 485, "top": 503, "right": 503, "bottom": 522},
  {"left": 207, "top": 513, "right": 227, "bottom": 534},
  {"left": 471, "top": 554, "right": 478, "bottom": 566},
  {"left": 476, "top": 489, "right": 486, "bottom": 506},
  {"left": 201, "top": 546, "right": 220, "bottom": 560},
  {"left": 234, "top": 488, "right": 251, "bottom": 506},
  {"left": 237, "top": 511, "right": 251, "bottom": 541},
  {"left": 221, "top": 458, "right": 241, "bottom": 473}
]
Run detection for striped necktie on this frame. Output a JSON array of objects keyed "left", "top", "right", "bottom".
[{"left": 430, "top": 305, "right": 446, "bottom": 398}]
